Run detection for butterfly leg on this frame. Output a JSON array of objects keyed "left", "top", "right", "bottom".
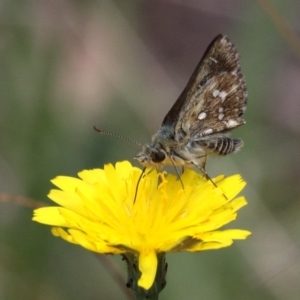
[
  {"left": 192, "top": 159, "right": 228, "bottom": 200},
  {"left": 191, "top": 155, "right": 219, "bottom": 188},
  {"left": 191, "top": 153, "right": 210, "bottom": 179},
  {"left": 134, "top": 167, "right": 167, "bottom": 202},
  {"left": 199, "top": 154, "right": 208, "bottom": 179},
  {"left": 134, "top": 167, "right": 148, "bottom": 203},
  {"left": 169, "top": 156, "right": 184, "bottom": 189},
  {"left": 195, "top": 164, "right": 216, "bottom": 186}
]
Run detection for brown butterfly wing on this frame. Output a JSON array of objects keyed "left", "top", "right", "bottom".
[{"left": 162, "top": 34, "right": 247, "bottom": 142}]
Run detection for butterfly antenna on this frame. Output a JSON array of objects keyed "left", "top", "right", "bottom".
[
  {"left": 93, "top": 126, "right": 143, "bottom": 147},
  {"left": 133, "top": 167, "right": 146, "bottom": 204}
]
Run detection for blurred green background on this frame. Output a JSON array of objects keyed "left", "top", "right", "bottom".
[{"left": 1, "top": 1, "right": 300, "bottom": 299}]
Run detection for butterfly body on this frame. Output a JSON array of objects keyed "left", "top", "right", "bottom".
[{"left": 135, "top": 34, "right": 247, "bottom": 174}]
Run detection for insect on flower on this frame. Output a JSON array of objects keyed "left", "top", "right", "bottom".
[
  {"left": 135, "top": 34, "right": 247, "bottom": 181},
  {"left": 95, "top": 34, "right": 247, "bottom": 190}
]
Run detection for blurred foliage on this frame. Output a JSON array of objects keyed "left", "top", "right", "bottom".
[{"left": 1, "top": 0, "right": 300, "bottom": 299}]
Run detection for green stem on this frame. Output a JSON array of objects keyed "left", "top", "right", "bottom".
[{"left": 136, "top": 294, "right": 159, "bottom": 300}]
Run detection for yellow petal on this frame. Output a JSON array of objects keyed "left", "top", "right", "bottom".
[
  {"left": 33, "top": 207, "right": 68, "bottom": 226},
  {"left": 138, "top": 249, "right": 158, "bottom": 290}
]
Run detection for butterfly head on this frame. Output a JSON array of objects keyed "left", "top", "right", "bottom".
[
  {"left": 135, "top": 143, "right": 167, "bottom": 167},
  {"left": 134, "top": 125, "right": 180, "bottom": 167}
]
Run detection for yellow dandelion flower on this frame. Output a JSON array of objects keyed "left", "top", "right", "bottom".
[{"left": 32, "top": 161, "right": 250, "bottom": 297}]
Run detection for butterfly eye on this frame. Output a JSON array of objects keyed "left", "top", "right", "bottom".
[{"left": 152, "top": 151, "right": 166, "bottom": 163}]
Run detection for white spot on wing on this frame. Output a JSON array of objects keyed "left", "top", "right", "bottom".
[
  {"left": 198, "top": 112, "right": 207, "bottom": 120},
  {"left": 219, "top": 91, "right": 227, "bottom": 102},
  {"left": 218, "top": 113, "right": 225, "bottom": 120},
  {"left": 218, "top": 107, "right": 224, "bottom": 113},
  {"left": 225, "top": 119, "right": 239, "bottom": 128},
  {"left": 203, "top": 128, "right": 213, "bottom": 135},
  {"left": 213, "top": 90, "right": 219, "bottom": 97}
]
